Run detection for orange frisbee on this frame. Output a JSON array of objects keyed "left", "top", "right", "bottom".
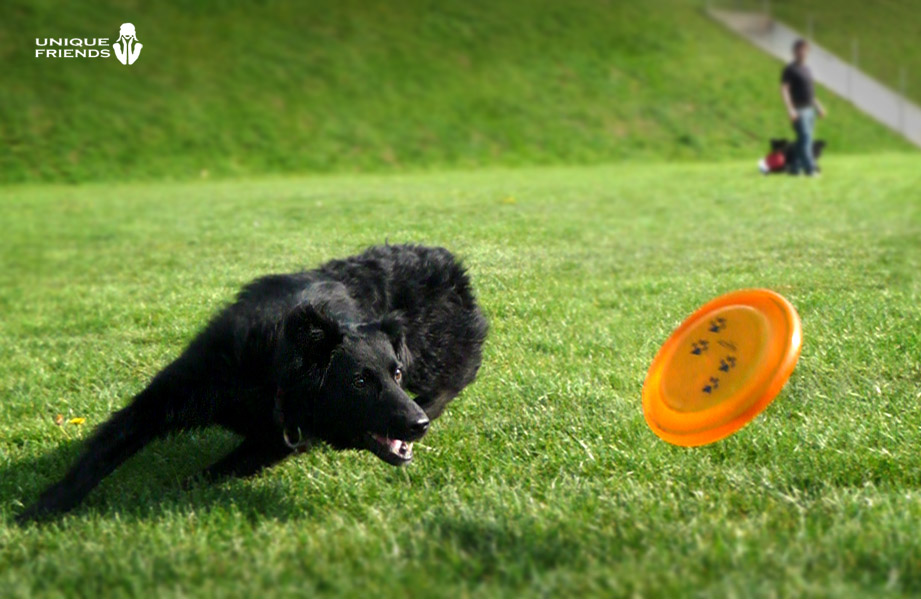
[{"left": 642, "top": 289, "right": 802, "bottom": 447}]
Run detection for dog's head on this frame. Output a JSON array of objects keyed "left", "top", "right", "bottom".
[
  {"left": 771, "top": 138, "right": 789, "bottom": 151},
  {"left": 274, "top": 304, "right": 428, "bottom": 465}
]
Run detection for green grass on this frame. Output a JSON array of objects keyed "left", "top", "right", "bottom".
[
  {"left": 771, "top": 0, "right": 921, "bottom": 105},
  {"left": 0, "top": 0, "right": 911, "bottom": 184},
  {"left": 2, "top": 154, "right": 920, "bottom": 598}
]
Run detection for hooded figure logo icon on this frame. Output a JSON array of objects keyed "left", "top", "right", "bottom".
[{"left": 113, "top": 23, "right": 142, "bottom": 65}]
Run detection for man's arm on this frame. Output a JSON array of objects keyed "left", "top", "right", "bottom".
[
  {"left": 814, "top": 97, "right": 827, "bottom": 118},
  {"left": 780, "top": 83, "right": 798, "bottom": 122}
]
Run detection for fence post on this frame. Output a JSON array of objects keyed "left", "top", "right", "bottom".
[{"left": 848, "top": 39, "right": 858, "bottom": 101}]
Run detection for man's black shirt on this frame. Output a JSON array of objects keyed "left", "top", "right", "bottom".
[{"left": 781, "top": 62, "right": 815, "bottom": 108}]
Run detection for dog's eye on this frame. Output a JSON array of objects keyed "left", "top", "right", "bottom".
[
  {"left": 394, "top": 368, "right": 403, "bottom": 384},
  {"left": 352, "top": 374, "right": 366, "bottom": 389}
]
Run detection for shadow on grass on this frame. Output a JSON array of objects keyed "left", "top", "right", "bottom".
[
  {"left": 3, "top": 429, "right": 304, "bottom": 525},
  {"left": 411, "top": 513, "right": 602, "bottom": 584}
]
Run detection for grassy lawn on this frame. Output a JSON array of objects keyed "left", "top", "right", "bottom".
[
  {"left": 1, "top": 154, "right": 920, "bottom": 598},
  {"left": 1, "top": 0, "right": 910, "bottom": 184}
]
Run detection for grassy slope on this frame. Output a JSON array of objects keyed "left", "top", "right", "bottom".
[
  {"left": 1, "top": 155, "right": 920, "bottom": 598},
  {"left": 771, "top": 0, "right": 921, "bottom": 105},
  {"left": 0, "top": 0, "right": 911, "bottom": 184}
]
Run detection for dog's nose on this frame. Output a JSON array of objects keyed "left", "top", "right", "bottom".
[{"left": 409, "top": 416, "right": 430, "bottom": 437}]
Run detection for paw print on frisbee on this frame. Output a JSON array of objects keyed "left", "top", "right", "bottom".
[
  {"left": 701, "top": 377, "right": 719, "bottom": 394},
  {"left": 708, "top": 317, "right": 727, "bottom": 333},
  {"left": 719, "top": 356, "right": 737, "bottom": 373},
  {"left": 642, "top": 289, "right": 802, "bottom": 447},
  {"left": 690, "top": 340, "right": 709, "bottom": 355}
]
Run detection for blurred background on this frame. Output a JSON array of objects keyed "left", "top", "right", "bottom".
[
  {"left": 3, "top": 3, "right": 921, "bottom": 597},
  {"left": 1, "top": 0, "right": 917, "bottom": 184}
]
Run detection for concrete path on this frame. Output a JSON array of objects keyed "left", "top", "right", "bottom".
[{"left": 709, "top": 9, "right": 921, "bottom": 148}]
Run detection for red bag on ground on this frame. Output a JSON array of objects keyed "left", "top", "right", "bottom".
[{"left": 765, "top": 151, "right": 785, "bottom": 172}]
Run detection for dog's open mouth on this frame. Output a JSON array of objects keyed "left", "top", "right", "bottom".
[{"left": 366, "top": 433, "right": 413, "bottom": 466}]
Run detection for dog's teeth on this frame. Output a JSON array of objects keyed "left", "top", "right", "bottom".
[
  {"left": 401, "top": 442, "right": 413, "bottom": 457},
  {"left": 372, "top": 434, "right": 413, "bottom": 458}
]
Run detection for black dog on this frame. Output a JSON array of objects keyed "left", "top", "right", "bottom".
[
  {"left": 18, "top": 244, "right": 488, "bottom": 521},
  {"left": 761, "top": 138, "right": 827, "bottom": 174},
  {"left": 782, "top": 138, "right": 826, "bottom": 172}
]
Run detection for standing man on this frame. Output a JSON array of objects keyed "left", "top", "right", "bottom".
[{"left": 781, "top": 39, "right": 827, "bottom": 176}]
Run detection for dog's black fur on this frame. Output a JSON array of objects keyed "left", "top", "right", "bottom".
[
  {"left": 18, "top": 244, "right": 488, "bottom": 521},
  {"left": 767, "top": 138, "right": 827, "bottom": 174}
]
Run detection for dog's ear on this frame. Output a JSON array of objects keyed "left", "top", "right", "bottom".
[
  {"left": 283, "top": 303, "right": 343, "bottom": 363},
  {"left": 379, "top": 312, "right": 412, "bottom": 367}
]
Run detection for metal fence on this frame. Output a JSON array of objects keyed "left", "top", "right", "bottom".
[
  {"left": 706, "top": 0, "right": 912, "bottom": 97},
  {"left": 705, "top": 0, "right": 921, "bottom": 147}
]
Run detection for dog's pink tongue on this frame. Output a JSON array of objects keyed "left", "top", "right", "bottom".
[
  {"left": 398, "top": 440, "right": 413, "bottom": 456},
  {"left": 374, "top": 434, "right": 413, "bottom": 456}
]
